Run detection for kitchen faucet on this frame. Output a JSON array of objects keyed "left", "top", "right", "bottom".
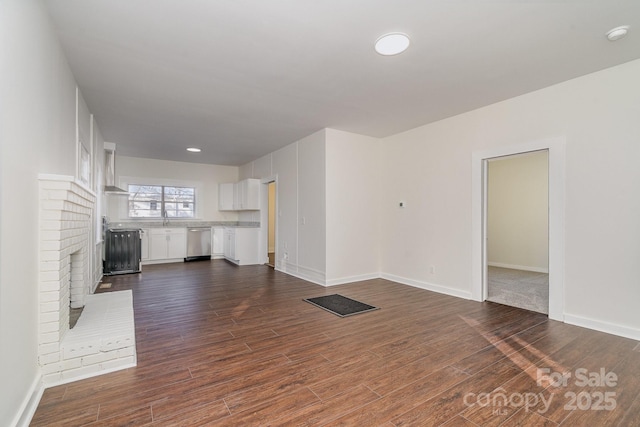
[{"left": 163, "top": 209, "right": 169, "bottom": 226}]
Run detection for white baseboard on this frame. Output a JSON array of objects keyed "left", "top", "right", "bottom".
[
  {"left": 488, "top": 262, "right": 549, "bottom": 274},
  {"left": 276, "top": 262, "right": 326, "bottom": 286},
  {"left": 325, "top": 273, "right": 381, "bottom": 287},
  {"left": 10, "top": 360, "right": 138, "bottom": 427},
  {"left": 564, "top": 313, "right": 640, "bottom": 341},
  {"left": 11, "top": 374, "right": 43, "bottom": 427},
  {"left": 380, "top": 273, "right": 473, "bottom": 300}
]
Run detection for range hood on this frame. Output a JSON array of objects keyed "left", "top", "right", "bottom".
[{"left": 104, "top": 142, "right": 129, "bottom": 195}]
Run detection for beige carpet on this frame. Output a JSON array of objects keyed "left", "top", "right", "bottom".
[{"left": 487, "top": 266, "right": 549, "bottom": 314}]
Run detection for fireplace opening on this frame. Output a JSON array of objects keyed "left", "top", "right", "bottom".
[
  {"left": 68, "top": 250, "right": 85, "bottom": 329},
  {"left": 69, "top": 306, "right": 84, "bottom": 329}
]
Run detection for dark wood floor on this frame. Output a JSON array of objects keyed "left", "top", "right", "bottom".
[{"left": 33, "top": 260, "right": 640, "bottom": 426}]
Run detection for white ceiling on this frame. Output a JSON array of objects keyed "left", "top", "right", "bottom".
[{"left": 45, "top": 0, "right": 640, "bottom": 166}]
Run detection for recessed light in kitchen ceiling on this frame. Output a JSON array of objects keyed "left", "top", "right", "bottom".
[
  {"left": 375, "top": 33, "right": 410, "bottom": 56},
  {"left": 606, "top": 25, "right": 630, "bottom": 41},
  {"left": 186, "top": 147, "right": 201, "bottom": 153}
]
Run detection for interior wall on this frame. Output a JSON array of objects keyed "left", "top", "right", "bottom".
[
  {"left": 380, "top": 59, "right": 640, "bottom": 337},
  {"left": 107, "top": 156, "right": 239, "bottom": 222},
  {"left": 297, "top": 131, "right": 327, "bottom": 281},
  {"left": 488, "top": 151, "right": 549, "bottom": 272},
  {"left": 92, "top": 118, "right": 106, "bottom": 288},
  {"left": 325, "top": 129, "right": 381, "bottom": 285},
  {"left": 270, "top": 141, "right": 300, "bottom": 272},
  {"left": 0, "top": 0, "right": 79, "bottom": 424},
  {"left": 241, "top": 130, "right": 327, "bottom": 283}
]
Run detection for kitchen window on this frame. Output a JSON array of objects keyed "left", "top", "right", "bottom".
[{"left": 128, "top": 184, "right": 196, "bottom": 218}]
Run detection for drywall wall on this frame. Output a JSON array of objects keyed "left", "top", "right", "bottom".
[
  {"left": 107, "top": 156, "right": 239, "bottom": 222},
  {"left": 380, "top": 58, "right": 640, "bottom": 337},
  {"left": 487, "top": 151, "right": 549, "bottom": 272},
  {"left": 241, "top": 130, "right": 327, "bottom": 283},
  {"left": 325, "top": 129, "right": 381, "bottom": 284},
  {"left": 271, "top": 141, "right": 300, "bottom": 272},
  {"left": 0, "top": 0, "right": 79, "bottom": 424},
  {"left": 297, "top": 130, "right": 327, "bottom": 282}
]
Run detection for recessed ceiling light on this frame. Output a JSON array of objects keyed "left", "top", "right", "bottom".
[
  {"left": 375, "top": 33, "right": 410, "bottom": 56},
  {"left": 186, "top": 147, "right": 201, "bottom": 153},
  {"left": 606, "top": 25, "right": 630, "bottom": 41}
]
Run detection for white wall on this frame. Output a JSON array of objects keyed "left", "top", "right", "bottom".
[
  {"left": 0, "top": 0, "right": 79, "bottom": 424},
  {"left": 380, "top": 59, "right": 640, "bottom": 337},
  {"left": 107, "top": 156, "right": 239, "bottom": 222},
  {"left": 325, "top": 129, "right": 381, "bottom": 285},
  {"left": 297, "top": 131, "right": 327, "bottom": 282},
  {"left": 92, "top": 118, "right": 106, "bottom": 288},
  {"left": 271, "top": 141, "right": 300, "bottom": 271},
  {"left": 242, "top": 128, "right": 382, "bottom": 286},
  {"left": 241, "top": 130, "right": 327, "bottom": 283},
  {"left": 488, "top": 151, "right": 548, "bottom": 272}
]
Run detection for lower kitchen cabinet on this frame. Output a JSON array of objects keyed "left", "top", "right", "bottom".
[
  {"left": 212, "top": 227, "right": 224, "bottom": 258},
  {"left": 223, "top": 227, "right": 260, "bottom": 265},
  {"left": 149, "top": 228, "right": 186, "bottom": 261},
  {"left": 140, "top": 229, "right": 149, "bottom": 261}
]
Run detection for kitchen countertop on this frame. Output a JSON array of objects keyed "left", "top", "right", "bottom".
[{"left": 108, "top": 221, "right": 259, "bottom": 229}]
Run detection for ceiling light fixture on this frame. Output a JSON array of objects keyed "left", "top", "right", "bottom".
[
  {"left": 186, "top": 147, "right": 202, "bottom": 153},
  {"left": 606, "top": 25, "right": 630, "bottom": 41},
  {"left": 375, "top": 32, "right": 410, "bottom": 56}
]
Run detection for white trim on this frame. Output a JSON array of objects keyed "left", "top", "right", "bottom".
[
  {"left": 325, "top": 273, "right": 381, "bottom": 287},
  {"left": 564, "top": 314, "right": 640, "bottom": 341},
  {"left": 37, "top": 173, "right": 96, "bottom": 196},
  {"left": 381, "top": 273, "right": 472, "bottom": 300},
  {"left": 295, "top": 264, "right": 327, "bottom": 285},
  {"left": 276, "top": 263, "right": 326, "bottom": 287},
  {"left": 472, "top": 136, "right": 565, "bottom": 321},
  {"left": 487, "top": 262, "right": 549, "bottom": 274},
  {"left": 259, "top": 175, "right": 278, "bottom": 267},
  {"left": 38, "top": 173, "right": 74, "bottom": 182},
  {"left": 10, "top": 375, "right": 43, "bottom": 427}
]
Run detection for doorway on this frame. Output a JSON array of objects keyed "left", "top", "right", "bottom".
[
  {"left": 471, "top": 137, "right": 565, "bottom": 321},
  {"left": 486, "top": 150, "right": 549, "bottom": 314},
  {"left": 266, "top": 181, "right": 276, "bottom": 267}
]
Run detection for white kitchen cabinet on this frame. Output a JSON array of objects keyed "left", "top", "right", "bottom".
[
  {"left": 218, "top": 182, "right": 235, "bottom": 211},
  {"left": 219, "top": 179, "right": 260, "bottom": 211},
  {"left": 237, "top": 179, "right": 260, "bottom": 210},
  {"left": 212, "top": 227, "right": 224, "bottom": 258},
  {"left": 223, "top": 227, "right": 260, "bottom": 265},
  {"left": 149, "top": 228, "right": 186, "bottom": 261},
  {"left": 140, "top": 228, "right": 149, "bottom": 261}
]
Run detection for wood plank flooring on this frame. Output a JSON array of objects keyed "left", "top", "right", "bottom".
[{"left": 32, "top": 260, "right": 640, "bottom": 426}]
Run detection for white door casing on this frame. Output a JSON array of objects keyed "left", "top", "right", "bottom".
[{"left": 471, "top": 137, "right": 566, "bottom": 321}]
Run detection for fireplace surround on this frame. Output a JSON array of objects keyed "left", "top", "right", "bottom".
[{"left": 38, "top": 175, "right": 136, "bottom": 384}]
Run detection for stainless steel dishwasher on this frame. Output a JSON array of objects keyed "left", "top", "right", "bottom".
[{"left": 185, "top": 227, "right": 212, "bottom": 261}]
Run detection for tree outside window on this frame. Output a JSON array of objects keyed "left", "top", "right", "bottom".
[{"left": 128, "top": 185, "right": 195, "bottom": 218}]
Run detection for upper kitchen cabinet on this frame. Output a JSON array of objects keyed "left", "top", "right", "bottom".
[
  {"left": 218, "top": 182, "right": 235, "bottom": 211},
  {"left": 219, "top": 179, "right": 260, "bottom": 211},
  {"left": 235, "top": 178, "right": 260, "bottom": 210}
]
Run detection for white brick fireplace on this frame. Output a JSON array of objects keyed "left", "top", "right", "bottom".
[{"left": 38, "top": 175, "right": 136, "bottom": 385}]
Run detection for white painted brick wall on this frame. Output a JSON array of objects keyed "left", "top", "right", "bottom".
[{"left": 38, "top": 176, "right": 136, "bottom": 387}]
